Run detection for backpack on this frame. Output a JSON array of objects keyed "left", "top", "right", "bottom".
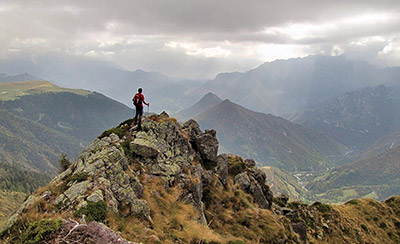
[{"left": 133, "top": 93, "right": 142, "bottom": 106}]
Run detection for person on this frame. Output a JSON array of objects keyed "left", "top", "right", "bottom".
[{"left": 132, "top": 88, "right": 149, "bottom": 130}]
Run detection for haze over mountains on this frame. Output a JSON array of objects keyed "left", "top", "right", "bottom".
[
  {"left": 308, "top": 145, "right": 400, "bottom": 202},
  {"left": 190, "top": 55, "right": 400, "bottom": 116},
  {"left": 0, "top": 56, "right": 202, "bottom": 113},
  {"left": 0, "top": 73, "right": 40, "bottom": 82},
  {"left": 3, "top": 54, "right": 400, "bottom": 204},
  {"left": 3, "top": 55, "right": 400, "bottom": 117},
  {"left": 191, "top": 97, "right": 348, "bottom": 172},
  {"left": 176, "top": 85, "right": 400, "bottom": 202},
  {"left": 293, "top": 84, "right": 400, "bottom": 151}
]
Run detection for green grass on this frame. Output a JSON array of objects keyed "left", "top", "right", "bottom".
[
  {"left": 0, "top": 80, "right": 90, "bottom": 101},
  {"left": 21, "top": 219, "right": 62, "bottom": 244},
  {"left": 74, "top": 201, "right": 107, "bottom": 222}
]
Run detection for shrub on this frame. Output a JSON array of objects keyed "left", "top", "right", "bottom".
[
  {"left": 74, "top": 201, "right": 107, "bottom": 222},
  {"left": 361, "top": 224, "right": 369, "bottom": 232},
  {"left": 312, "top": 202, "right": 331, "bottom": 213},
  {"left": 118, "top": 118, "right": 134, "bottom": 127},
  {"left": 394, "top": 221, "right": 400, "bottom": 230},
  {"left": 21, "top": 219, "right": 62, "bottom": 244},
  {"left": 98, "top": 126, "right": 126, "bottom": 139},
  {"left": 345, "top": 199, "right": 359, "bottom": 205},
  {"left": 227, "top": 240, "right": 246, "bottom": 244},
  {"left": 288, "top": 201, "right": 306, "bottom": 209},
  {"left": 379, "top": 222, "right": 387, "bottom": 229},
  {"left": 69, "top": 172, "right": 89, "bottom": 183},
  {"left": 273, "top": 197, "right": 286, "bottom": 207},
  {"left": 228, "top": 161, "right": 246, "bottom": 176},
  {"left": 58, "top": 153, "right": 71, "bottom": 173}
]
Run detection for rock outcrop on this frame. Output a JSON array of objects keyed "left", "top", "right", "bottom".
[
  {"left": 1, "top": 114, "right": 280, "bottom": 244},
  {"left": 2, "top": 113, "right": 400, "bottom": 244}
]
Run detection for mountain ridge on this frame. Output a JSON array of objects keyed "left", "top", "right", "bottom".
[
  {"left": 0, "top": 73, "right": 41, "bottom": 83},
  {"left": 195, "top": 99, "right": 348, "bottom": 171},
  {"left": 191, "top": 55, "right": 400, "bottom": 116},
  {"left": 293, "top": 84, "right": 400, "bottom": 150}
]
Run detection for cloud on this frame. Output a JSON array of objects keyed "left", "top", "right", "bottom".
[{"left": 1, "top": 0, "right": 400, "bottom": 79}]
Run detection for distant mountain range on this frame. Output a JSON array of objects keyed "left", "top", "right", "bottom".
[
  {"left": 293, "top": 84, "right": 400, "bottom": 151},
  {"left": 177, "top": 90, "right": 400, "bottom": 203},
  {"left": 190, "top": 55, "right": 400, "bottom": 116},
  {"left": 0, "top": 57, "right": 203, "bottom": 113},
  {"left": 190, "top": 94, "right": 348, "bottom": 172},
  {"left": 4, "top": 55, "right": 400, "bottom": 117}
]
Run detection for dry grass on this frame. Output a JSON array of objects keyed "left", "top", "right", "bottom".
[
  {"left": 1, "top": 195, "right": 71, "bottom": 243},
  {"left": 107, "top": 176, "right": 224, "bottom": 243},
  {"left": 303, "top": 198, "right": 400, "bottom": 244},
  {"left": 203, "top": 176, "right": 285, "bottom": 243}
]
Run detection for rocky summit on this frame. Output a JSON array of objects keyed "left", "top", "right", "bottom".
[{"left": 1, "top": 113, "right": 400, "bottom": 244}]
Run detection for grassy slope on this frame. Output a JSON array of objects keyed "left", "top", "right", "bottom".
[
  {"left": 0, "top": 109, "right": 82, "bottom": 175},
  {"left": 0, "top": 91, "right": 132, "bottom": 143},
  {"left": 292, "top": 197, "right": 400, "bottom": 244},
  {"left": 0, "top": 80, "right": 89, "bottom": 101},
  {"left": 0, "top": 191, "right": 26, "bottom": 230}
]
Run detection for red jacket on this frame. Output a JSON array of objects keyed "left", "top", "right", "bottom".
[{"left": 133, "top": 93, "right": 146, "bottom": 107}]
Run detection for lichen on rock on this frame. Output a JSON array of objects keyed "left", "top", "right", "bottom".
[{"left": 1, "top": 112, "right": 283, "bottom": 244}]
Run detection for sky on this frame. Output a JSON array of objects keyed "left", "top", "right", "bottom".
[{"left": 1, "top": 0, "right": 400, "bottom": 79}]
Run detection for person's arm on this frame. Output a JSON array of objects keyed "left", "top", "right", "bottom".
[{"left": 142, "top": 94, "right": 149, "bottom": 106}]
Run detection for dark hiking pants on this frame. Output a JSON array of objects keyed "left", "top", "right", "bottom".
[{"left": 134, "top": 106, "right": 143, "bottom": 129}]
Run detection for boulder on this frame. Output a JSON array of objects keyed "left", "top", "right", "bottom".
[
  {"left": 87, "top": 189, "right": 104, "bottom": 203},
  {"left": 234, "top": 172, "right": 251, "bottom": 191},
  {"left": 194, "top": 129, "right": 218, "bottom": 163},
  {"left": 130, "top": 199, "right": 151, "bottom": 218},
  {"left": 182, "top": 119, "right": 202, "bottom": 141},
  {"left": 130, "top": 139, "right": 160, "bottom": 158},
  {"left": 276, "top": 193, "right": 290, "bottom": 206},
  {"left": 291, "top": 221, "right": 308, "bottom": 243},
  {"left": 244, "top": 159, "right": 256, "bottom": 168},
  {"left": 235, "top": 172, "right": 273, "bottom": 209},
  {"left": 216, "top": 154, "right": 229, "bottom": 186},
  {"left": 190, "top": 164, "right": 207, "bottom": 225},
  {"left": 249, "top": 182, "right": 270, "bottom": 209},
  {"left": 159, "top": 111, "right": 169, "bottom": 118},
  {"left": 64, "top": 180, "right": 92, "bottom": 202},
  {"left": 59, "top": 219, "right": 138, "bottom": 244}
]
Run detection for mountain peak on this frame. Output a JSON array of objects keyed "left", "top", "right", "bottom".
[
  {"left": 175, "top": 92, "right": 222, "bottom": 121},
  {"left": 0, "top": 72, "right": 41, "bottom": 82},
  {"left": 201, "top": 92, "right": 222, "bottom": 101}
]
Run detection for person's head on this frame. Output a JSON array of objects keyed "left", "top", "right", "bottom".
[{"left": 138, "top": 88, "right": 142, "bottom": 93}]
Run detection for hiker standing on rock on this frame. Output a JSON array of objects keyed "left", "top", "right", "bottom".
[{"left": 132, "top": 87, "right": 149, "bottom": 130}]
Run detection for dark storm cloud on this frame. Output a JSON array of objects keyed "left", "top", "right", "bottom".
[{"left": 1, "top": 0, "right": 400, "bottom": 79}]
